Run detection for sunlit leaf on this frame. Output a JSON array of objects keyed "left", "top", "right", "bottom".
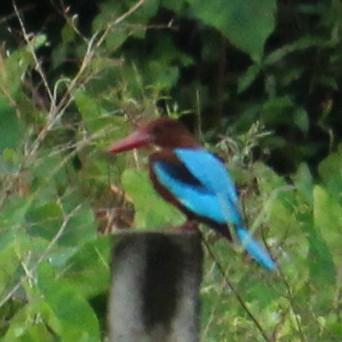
[
  {"left": 63, "top": 236, "right": 111, "bottom": 297},
  {"left": 293, "top": 163, "right": 313, "bottom": 205},
  {"left": 122, "top": 168, "right": 183, "bottom": 228},
  {"left": 318, "top": 146, "right": 342, "bottom": 200},
  {"left": 38, "top": 264, "right": 101, "bottom": 341}
]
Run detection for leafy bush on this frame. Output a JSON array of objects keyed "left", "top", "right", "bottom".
[{"left": 0, "top": 1, "right": 341, "bottom": 341}]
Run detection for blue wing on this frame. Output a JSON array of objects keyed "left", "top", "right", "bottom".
[
  {"left": 152, "top": 148, "right": 276, "bottom": 270},
  {"left": 153, "top": 149, "right": 241, "bottom": 224},
  {"left": 175, "top": 149, "right": 239, "bottom": 203},
  {"left": 154, "top": 161, "right": 240, "bottom": 224}
]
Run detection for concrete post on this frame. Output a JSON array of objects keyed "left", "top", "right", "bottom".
[{"left": 108, "top": 231, "right": 203, "bottom": 342}]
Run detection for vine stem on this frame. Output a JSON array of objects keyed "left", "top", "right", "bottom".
[{"left": 202, "top": 237, "right": 272, "bottom": 342}]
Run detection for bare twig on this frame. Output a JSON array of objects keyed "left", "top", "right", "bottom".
[
  {"left": 13, "top": 0, "right": 55, "bottom": 108},
  {"left": 11, "top": 0, "right": 145, "bottom": 171}
]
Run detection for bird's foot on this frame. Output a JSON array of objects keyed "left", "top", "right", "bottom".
[
  {"left": 168, "top": 220, "right": 199, "bottom": 234},
  {"left": 178, "top": 220, "right": 199, "bottom": 232}
]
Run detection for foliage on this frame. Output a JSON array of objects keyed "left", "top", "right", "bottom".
[{"left": 0, "top": 0, "right": 341, "bottom": 341}]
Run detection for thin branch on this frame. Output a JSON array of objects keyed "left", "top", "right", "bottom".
[
  {"left": 202, "top": 237, "right": 272, "bottom": 342},
  {"left": 13, "top": 0, "right": 145, "bottom": 170},
  {"left": 13, "top": 0, "right": 55, "bottom": 109},
  {"left": 95, "top": 0, "right": 145, "bottom": 48},
  {"left": 277, "top": 268, "right": 307, "bottom": 342}
]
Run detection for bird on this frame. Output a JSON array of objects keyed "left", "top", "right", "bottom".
[{"left": 108, "top": 118, "right": 276, "bottom": 270}]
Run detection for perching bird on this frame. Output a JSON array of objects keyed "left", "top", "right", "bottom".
[{"left": 108, "top": 118, "right": 276, "bottom": 270}]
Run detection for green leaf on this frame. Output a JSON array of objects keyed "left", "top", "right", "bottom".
[
  {"left": 185, "top": 0, "right": 276, "bottom": 61},
  {"left": 4, "top": 303, "right": 56, "bottom": 342},
  {"left": 129, "top": 0, "right": 160, "bottom": 24},
  {"left": 30, "top": 151, "right": 68, "bottom": 198},
  {"left": 38, "top": 265, "right": 101, "bottom": 341},
  {"left": 61, "top": 22, "right": 76, "bottom": 44},
  {"left": 104, "top": 27, "right": 131, "bottom": 50},
  {"left": 0, "top": 49, "right": 32, "bottom": 96},
  {"left": 293, "top": 163, "right": 313, "bottom": 205},
  {"left": 293, "top": 107, "right": 309, "bottom": 134},
  {"left": 0, "top": 242, "right": 22, "bottom": 296},
  {"left": 302, "top": 223, "right": 336, "bottom": 287},
  {"left": 74, "top": 90, "right": 108, "bottom": 133},
  {"left": 0, "top": 148, "right": 21, "bottom": 174},
  {"left": 29, "top": 34, "right": 48, "bottom": 50},
  {"left": 25, "top": 200, "right": 96, "bottom": 247},
  {"left": 313, "top": 185, "right": 342, "bottom": 262},
  {"left": 237, "top": 272, "right": 281, "bottom": 308},
  {"left": 74, "top": 90, "right": 128, "bottom": 136},
  {"left": 92, "top": 1, "right": 123, "bottom": 32},
  {"left": 121, "top": 168, "right": 183, "bottom": 228},
  {"left": 0, "top": 95, "right": 23, "bottom": 153},
  {"left": 0, "top": 197, "right": 31, "bottom": 240},
  {"left": 253, "top": 162, "right": 287, "bottom": 194},
  {"left": 63, "top": 236, "right": 111, "bottom": 297},
  {"left": 318, "top": 146, "right": 342, "bottom": 200},
  {"left": 238, "top": 64, "right": 261, "bottom": 93},
  {"left": 161, "top": 0, "right": 185, "bottom": 12},
  {"left": 264, "top": 35, "right": 333, "bottom": 66},
  {"left": 25, "top": 202, "right": 63, "bottom": 235},
  {"left": 141, "top": 35, "right": 193, "bottom": 90},
  {"left": 146, "top": 60, "right": 179, "bottom": 89},
  {"left": 46, "top": 286, "right": 101, "bottom": 341},
  {"left": 261, "top": 96, "right": 294, "bottom": 125},
  {"left": 61, "top": 204, "right": 97, "bottom": 246}
]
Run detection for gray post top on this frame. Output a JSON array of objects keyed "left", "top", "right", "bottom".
[{"left": 108, "top": 231, "right": 203, "bottom": 342}]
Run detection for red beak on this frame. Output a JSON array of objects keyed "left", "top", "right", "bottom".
[{"left": 108, "top": 130, "right": 152, "bottom": 154}]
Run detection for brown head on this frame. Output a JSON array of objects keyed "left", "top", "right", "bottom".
[{"left": 108, "top": 118, "right": 200, "bottom": 154}]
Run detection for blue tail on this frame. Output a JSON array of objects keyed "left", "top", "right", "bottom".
[{"left": 236, "top": 227, "right": 277, "bottom": 271}]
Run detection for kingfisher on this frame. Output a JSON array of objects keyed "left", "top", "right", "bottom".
[{"left": 108, "top": 118, "right": 276, "bottom": 270}]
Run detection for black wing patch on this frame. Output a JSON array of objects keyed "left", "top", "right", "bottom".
[{"left": 151, "top": 160, "right": 205, "bottom": 189}]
